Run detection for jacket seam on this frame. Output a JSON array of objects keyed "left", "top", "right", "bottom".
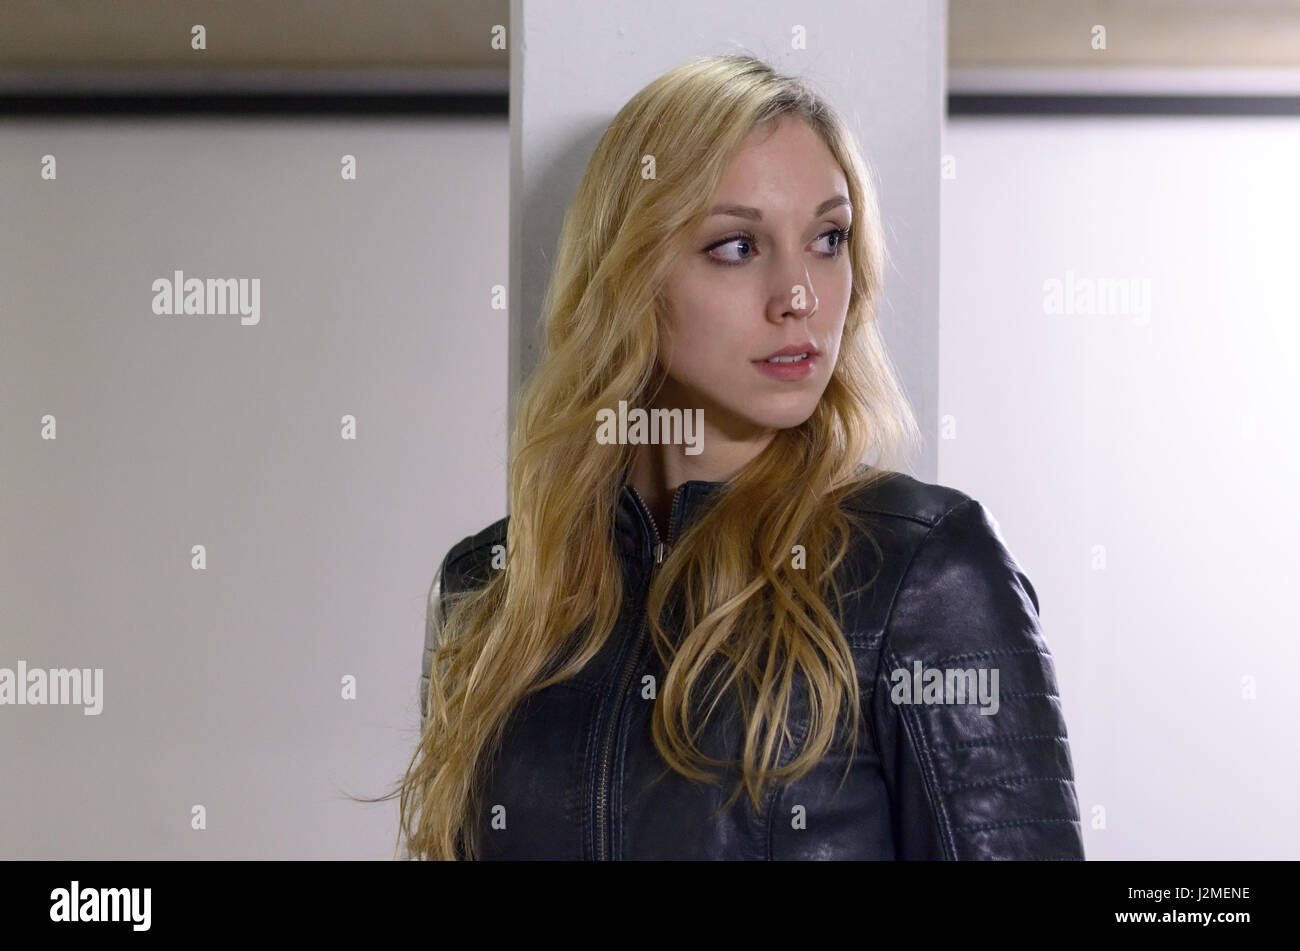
[
  {"left": 932, "top": 646, "right": 1051, "bottom": 666},
  {"left": 764, "top": 687, "right": 815, "bottom": 860},
  {"left": 931, "top": 733, "right": 1068, "bottom": 751},
  {"left": 943, "top": 775, "right": 1075, "bottom": 792},
  {"left": 580, "top": 677, "right": 601, "bottom": 861},
  {"left": 846, "top": 507, "right": 950, "bottom": 528},
  {"left": 953, "top": 816, "right": 1078, "bottom": 834},
  {"left": 765, "top": 784, "right": 778, "bottom": 860},
  {"left": 872, "top": 496, "right": 979, "bottom": 861}
]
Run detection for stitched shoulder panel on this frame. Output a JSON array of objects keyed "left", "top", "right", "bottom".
[
  {"left": 841, "top": 469, "right": 973, "bottom": 527},
  {"left": 832, "top": 472, "right": 976, "bottom": 646}
]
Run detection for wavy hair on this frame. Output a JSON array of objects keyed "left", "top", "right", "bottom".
[{"left": 387, "top": 52, "right": 920, "bottom": 860}]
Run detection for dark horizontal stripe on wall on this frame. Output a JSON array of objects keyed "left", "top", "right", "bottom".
[
  {"left": 949, "top": 94, "right": 1300, "bottom": 116},
  {"left": 0, "top": 92, "right": 508, "bottom": 117}
]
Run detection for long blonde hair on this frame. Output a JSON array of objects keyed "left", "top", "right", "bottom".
[{"left": 392, "top": 52, "right": 919, "bottom": 860}]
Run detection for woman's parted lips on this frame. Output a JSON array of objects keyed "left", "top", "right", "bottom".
[{"left": 754, "top": 340, "right": 819, "bottom": 361}]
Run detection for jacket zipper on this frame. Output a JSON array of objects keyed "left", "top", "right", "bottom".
[{"left": 594, "top": 483, "right": 683, "bottom": 860}]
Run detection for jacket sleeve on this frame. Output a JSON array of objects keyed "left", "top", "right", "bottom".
[
  {"left": 418, "top": 551, "right": 452, "bottom": 736},
  {"left": 870, "top": 498, "right": 1085, "bottom": 860}
]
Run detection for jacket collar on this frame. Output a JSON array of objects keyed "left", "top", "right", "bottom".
[
  {"left": 614, "top": 462, "right": 874, "bottom": 566},
  {"left": 616, "top": 478, "right": 729, "bottom": 563}
]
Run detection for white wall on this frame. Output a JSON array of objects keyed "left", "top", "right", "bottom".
[
  {"left": 941, "top": 115, "right": 1300, "bottom": 859},
  {"left": 0, "top": 117, "right": 508, "bottom": 858}
]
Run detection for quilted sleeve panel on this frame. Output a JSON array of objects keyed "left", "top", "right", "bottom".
[{"left": 870, "top": 498, "right": 1085, "bottom": 860}]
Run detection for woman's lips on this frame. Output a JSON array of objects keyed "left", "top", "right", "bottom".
[{"left": 752, "top": 353, "right": 816, "bottom": 381}]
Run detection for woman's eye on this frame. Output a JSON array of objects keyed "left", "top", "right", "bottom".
[
  {"left": 814, "top": 228, "right": 850, "bottom": 256},
  {"left": 707, "top": 236, "right": 754, "bottom": 264}
]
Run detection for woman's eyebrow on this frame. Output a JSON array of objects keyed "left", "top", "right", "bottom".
[{"left": 706, "top": 195, "right": 851, "bottom": 221}]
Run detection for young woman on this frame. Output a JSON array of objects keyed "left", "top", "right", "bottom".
[{"left": 395, "top": 54, "right": 1084, "bottom": 861}]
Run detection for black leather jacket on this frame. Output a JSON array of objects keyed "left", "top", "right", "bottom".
[{"left": 419, "top": 470, "right": 1085, "bottom": 860}]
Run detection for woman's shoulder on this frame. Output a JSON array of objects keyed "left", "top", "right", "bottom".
[
  {"left": 840, "top": 468, "right": 1040, "bottom": 619},
  {"left": 435, "top": 515, "right": 510, "bottom": 599},
  {"left": 839, "top": 467, "right": 974, "bottom": 529}
]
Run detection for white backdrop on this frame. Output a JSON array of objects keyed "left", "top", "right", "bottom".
[
  {"left": 0, "top": 118, "right": 509, "bottom": 858},
  {"left": 940, "top": 114, "right": 1300, "bottom": 859}
]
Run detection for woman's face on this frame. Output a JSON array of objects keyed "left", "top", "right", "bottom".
[{"left": 655, "top": 114, "right": 853, "bottom": 440}]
